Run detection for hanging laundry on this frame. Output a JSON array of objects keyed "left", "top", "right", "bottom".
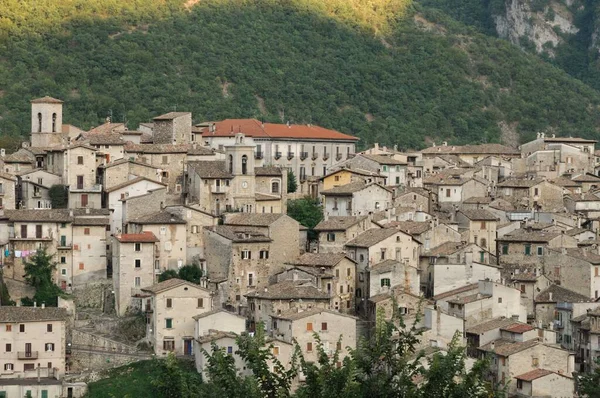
[
  {"left": 15, "top": 251, "right": 22, "bottom": 258},
  {"left": 4, "top": 249, "right": 8, "bottom": 257},
  {"left": 22, "top": 250, "right": 29, "bottom": 257}
]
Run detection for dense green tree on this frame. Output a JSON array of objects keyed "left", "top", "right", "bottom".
[
  {"left": 177, "top": 264, "right": 203, "bottom": 284},
  {"left": 158, "top": 269, "right": 179, "bottom": 282},
  {"left": 22, "top": 248, "right": 64, "bottom": 307},
  {"left": 287, "top": 197, "right": 323, "bottom": 240},
  {"left": 287, "top": 170, "right": 298, "bottom": 194},
  {"left": 48, "top": 185, "right": 68, "bottom": 209},
  {"left": 199, "top": 343, "right": 260, "bottom": 397},
  {"left": 151, "top": 353, "right": 202, "bottom": 398},
  {"left": 578, "top": 358, "right": 600, "bottom": 398}
]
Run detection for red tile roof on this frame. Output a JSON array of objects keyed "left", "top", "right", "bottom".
[
  {"left": 514, "top": 369, "right": 554, "bottom": 381},
  {"left": 501, "top": 323, "right": 534, "bottom": 334},
  {"left": 115, "top": 231, "right": 158, "bottom": 243},
  {"left": 200, "top": 119, "right": 358, "bottom": 141}
]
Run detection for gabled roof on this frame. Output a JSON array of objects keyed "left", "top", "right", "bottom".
[
  {"left": 397, "top": 187, "right": 432, "bottom": 198},
  {"left": 384, "top": 221, "right": 430, "bottom": 235},
  {"left": 549, "top": 247, "right": 600, "bottom": 265},
  {"left": 105, "top": 176, "right": 166, "bottom": 193},
  {"left": 192, "top": 309, "right": 245, "bottom": 321},
  {"left": 271, "top": 308, "right": 358, "bottom": 321},
  {"left": 543, "top": 136, "right": 596, "bottom": 144},
  {"left": 345, "top": 228, "right": 404, "bottom": 248},
  {"left": 423, "top": 175, "right": 486, "bottom": 186},
  {"left": 550, "top": 177, "right": 580, "bottom": 188},
  {"left": 421, "top": 143, "right": 519, "bottom": 155},
  {"left": 199, "top": 119, "right": 358, "bottom": 141},
  {"left": 478, "top": 338, "right": 539, "bottom": 356},
  {"left": 463, "top": 196, "right": 493, "bottom": 204},
  {"left": 432, "top": 283, "right": 479, "bottom": 301},
  {"left": 535, "top": 284, "right": 593, "bottom": 303},
  {"left": 571, "top": 173, "right": 600, "bottom": 183},
  {"left": 288, "top": 252, "right": 351, "bottom": 267},
  {"left": 207, "top": 225, "right": 271, "bottom": 243},
  {"left": 314, "top": 216, "right": 369, "bottom": 231},
  {"left": 115, "top": 231, "right": 159, "bottom": 243},
  {"left": 0, "top": 306, "right": 68, "bottom": 322},
  {"left": 225, "top": 213, "right": 286, "bottom": 227},
  {"left": 565, "top": 227, "right": 591, "bottom": 236},
  {"left": 188, "top": 161, "right": 232, "bottom": 179},
  {"left": 77, "top": 132, "right": 125, "bottom": 145},
  {"left": 124, "top": 143, "right": 189, "bottom": 154},
  {"left": 500, "top": 323, "right": 534, "bottom": 333},
  {"left": 245, "top": 280, "right": 329, "bottom": 300},
  {"left": 31, "top": 96, "right": 63, "bottom": 104},
  {"left": 459, "top": 209, "right": 498, "bottom": 221},
  {"left": 153, "top": 112, "right": 191, "bottom": 120},
  {"left": 566, "top": 192, "right": 600, "bottom": 202},
  {"left": 369, "top": 259, "right": 400, "bottom": 274},
  {"left": 141, "top": 278, "right": 208, "bottom": 294},
  {"left": 254, "top": 166, "right": 283, "bottom": 176},
  {"left": 87, "top": 122, "right": 126, "bottom": 134},
  {"left": 101, "top": 158, "right": 157, "bottom": 170},
  {"left": 496, "top": 178, "right": 543, "bottom": 188},
  {"left": 3, "top": 148, "right": 35, "bottom": 163},
  {"left": 321, "top": 181, "right": 390, "bottom": 196},
  {"left": 0, "top": 171, "right": 16, "bottom": 181},
  {"left": 196, "top": 331, "right": 238, "bottom": 344},
  {"left": 514, "top": 369, "right": 560, "bottom": 381},
  {"left": 72, "top": 217, "right": 110, "bottom": 226},
  {"left": 360, "top": 154, "right": 406, "bottom": 165},
  {"left": 497, "top": 229, "right": 561, "bottom": 243},
  {"left": 129, "top": 211, "right": 186, "bottom": 225},
  {"left": 422, "top": 241, "right": 469, "bottom": 257},
  {"left": 466, "top": 317, "right": 516, "bottom": 335}
]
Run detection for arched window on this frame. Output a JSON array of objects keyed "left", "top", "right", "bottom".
[
  {"left": 37, "top": 113, "right": 42, "bottom": 132},
  {"left": 52, "top": 113, "right": 57, "bottom": 132},
  {"left": 241, "top": 155, "right": 248, "bottom": 175},
  {"left": 228, "top": 155, "right": 233, "bottom": 173},
  {"left": 271, "top": 180, "right": 280, "bottom": 194}
]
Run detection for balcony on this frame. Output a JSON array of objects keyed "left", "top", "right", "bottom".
[
  {"left": 33, "top": 191, "right": 42, "bottom": 198},
  {"left": 57, "top": 243, "right": 72, "bottom": 250},
  {"left": 336, "top": 153, "right": 342, "bottom": 161},
  {"left": 18, "top": 351, "right": 38, "bottom": 360},
  {"left": 211, "top": 185, "right": 226, "bottom": 194},
  {"left": 131, "top": 287, "right": 151, "bottom": 297},
  {"left": 287, "top": 152, "right": 295, "bottom": 160},
  {"left": 300, "top": 152, "right": 308, "bottom": 160},
  {"left": 274, "top": 152, "right": 282, "bottom": 160},
  {"left": 255, "top": 151, "right": 264, "bottom": 159},
  {"left": 311, "top": 153, "right": 318, "bottom": 160},
  {"left": 299, "top": 175, "right": 307, "bottom": 183},
  {"left": 323, "top": 153, "right": 330, "bottom": 161}
]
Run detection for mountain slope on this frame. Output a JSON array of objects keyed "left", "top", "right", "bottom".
[{"left": 0, "top": 0, "right": 599, "bottom": 149}]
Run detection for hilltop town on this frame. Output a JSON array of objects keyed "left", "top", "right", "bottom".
[{"left": 0, "top": 97, "right": 599, "bottom": 397}]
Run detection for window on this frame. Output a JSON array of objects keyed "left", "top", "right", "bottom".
[
  {"left": 83, "top": 227, "right": 90, "bottom": 236},
  {"left": 517, "top": 379, "right": 523, "bottom": 389},
  {"left": 306, "top": 342, "right": 313, "bottom": 352},
  {"left": 227, "top": 346, "right": 233, "bottom": 354},
  {"left": 163, "top": 340, "right": 175, "bottom": 351},
  {"left": 596, "top": 267, "right": 599, "bottom": 277},
  {"left": 5, "top": 325, "right": 11, "bottom": 332},
  {"left": 380, "top": 249, "right": 386, "bottom": 260},
  {"left": 80, "top": 194, "right": 88, "bottom": 207},
  {"left": 60, "top": 256, "right": 66, "bottom": 264},
  {"left": 134, "top": 277, "right": 141, "bottom": 287},
  {"left": 306, "top": 322, "right": 313, "bottom": 331},
  {"left": 272, "top": 346, "right": 280, "bottom": 356},
  {"left": 19, "top": 324, "right": 25, "bottom": 333},
  {"left": 446, "top": 188, "right": 451, "bottom": 197},
  {"left": 340, "top": 285, "right": 344, "bottom": 294},
  {"left": 532, "top": 357, "right": 539, "bottom": 367},
  {"left": 480, "top": 221, "right": 486, "bottom": 229},
  {"left": 79, "top": 263, "right": 85, "bottom": 271},
  {"left": 134, "top": 243, "right": 141, "bottom": 252},
  {"left": 24, "top": 364, "right": 35, "bottom": 371},
  {"left": 165, "top": 318, "right": 173, "bottom": 329},
  {"left": 248, "top": 273, "right": 254, "bottom": 286},
  {"left": 259, "top": 250, "right": 269, "bottom": 259},
  {"left": 76, "top": 175, "right": 84, "bottom": 189},
  {"left": 520, "top": 284, "right": 526, "bottom": 293},
  {"left": 47, "top": 324, "right": 52, "bottom": 333},
  {"left": 241, "top": 250, "right": 251, "bottom": 260},
  {"left": 502, "top": 244, "right": 508, "bottom": 255},
  {"left": 197, "top": 298, "right": 204, "bottom": 308},
  {"left": 321, "top": 322, "right": 328, "bottom": 331},
  {"left": 524, "top": 244, "right": 531, "bottom": 256},
  {"left": 347, "top": 268, "right": 351, "bottom": 277},
  {"left": 498, "top": 297, "right": 503, "bottom": 304},
  {"left": 4, "top": 363, "right": 13, "bottom": 371},
  {"left": 241, "top": 155, "right": 248, "bottom": 174},
  {"left": 35, "top": 224, "right": 42, "bottom": 238},
  {"left": 162, "top": 155, "right": 168, "bottom": 164},
  {"left": 45, "top": 343, "right": 55, "bottom": 352},
  {"left": 77, "top": 156, "right": 84, "bottom": 165},
  {"left": 537, "top": 246, "right": 543, "bottom": 256},
  {"left": 381, "top": 278, "right": 391, "bottom": 287},
  {"left": 326, "top": 233, "right": 336, "bottom": 242},
  {"left": 333, "top": 198, "right": 338, "bottom": 210},
  {"left": 398, "top": 307, "right": 408, "bottom": 315},
  {"left": 5, "top": 344, "right": 11, "bottom": 352},
  {"left": 271, "top": 181, "right": 280, "bottom": 194},
  {"left": 166, "top": 298, "right": 172, "bottom": 308},
  {"left": 135, "top": 259, "right": 141, "bottom": 268},
  {"left": 480, "top": 238, "right": 487, "bottom": 249},
  {"left": 359, "top": 254, "right": 364, "bottom": 262}
]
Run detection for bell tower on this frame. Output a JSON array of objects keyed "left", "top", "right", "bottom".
[
  {"left": 30, "top": 96, "right": 64, "bottom": 148},
  {"left": 225, "top": 133, "right": 256, "bottom": 211}
]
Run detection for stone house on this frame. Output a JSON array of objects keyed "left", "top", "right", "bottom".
[
  {"left": 508, "top": 272, "right": 552, "bottom": 320},
  {"left": 203, "top": 225, "right": 273, "bottom": 310},
  {"left": 456, "top": 209, "right": 498, "bottom": 253},
  {"left": 64, "top": 144, "right": 102, "bottom": 209},
  {"left": 421, "top": 143, "right": 520, "bottom": 165},
  {"left": 127, "top": 210, "right": 187, "bottom": 272},
  {"left": 314, "top": 215, "right": 377, "bottom": 253},
  {"left": 194, "top": 331, "right": 247, "bottom": 381},
  {"left": 16, "top": 169, "right": 61, "bottom": 210},
  {"left": 0, "top": 306, "right": 68, "bottom": 382},
  {"left": 571, "top": 306, "right": 600, "bottom": 373},
  {"left": 76, "top": 132, "right": 126, "bottom": 165},
  {"left": 269, "top": 308, "right": 357, "bottom": 366},
  {"left": 497, "top": 229, "right": 578, "bottom": 269},
  {"left": 185, "top": 160, "right": 233, "bottom": 215},
  {"left": 571, "top": 173, "right": 600, "bottom": 193},
  {"left": 424, "top": 175, "right": 488, "bottom": 206},
  {"left": 465, "top": 317, "right": 521, "bottom": 357},
  {"left": 555, "top": 301, "right": 599, "bottom": 351},
  {"left": 534, "top": 284, "right": 592, "bottom": 330},
  {"left": 353, "top": 154, "right": 407, "bottom": 187},
  {"left": 394, "top": 187, "right": 434, "bottom": 211},
  {"left": 478, "top": 337, "right": 575, "bottom": 395},
  {"left": 320, "top": 167, "right": 384, "bottom": 192},
  {"left": 141, "top": 278, "right": 212, "bottom": 356},
  {"left": 246, "top": 281, "right": 330, "bottom": 333},
  {"left": 495, "top": 178, "right": 564, "bottom": 211},
  {"left": 152, "top": 112, "right": 192, "bottom": 145},
  {"left": 254, "top": 166, "right": 287, "bottom": 213},
  {"left": 435, "top": 280, "right": 527, "bottom": 327},
  {"left": 366, "top": 287, "right": 425, "bottom": 326},
  {"left": 543, "top": 247, "right": 600, "bottom": 299},
  {"left": 565, "top": 227, "right": 596, "bottom": 243},
  {"left": 1, "top": 148, "right": 35, "bottom": 175},
  {"left": 513, "top": 369, "right": 574, "bottom": 398},
  {"left": 99, "top": 158, "right": 161, "bottom": 191},
  {"left": 345, "top": 228, "right": 420, "bottom": 313},
  {"left": 105, "top": 177, "right": 167, "bottom": 235},
  {"left": 563, "top": 192, "right": 600, "bottom": 219},
  {"left": 283, "top": 253, "right": 356, "bottom": 313},
  {"left": 112, "top": 232, "right": 159, "bottom": 316},
  {"left": 520, "top": 134, "right": 596, "bottom": 175},
  {"left": 321, "top": 181, "right": 393, "bottom": 217},
  {"left": 120, "top": 187, "right": 166, "bottom": 228},
  {"left": 368, "top": 259, "right": 420, "bottom": 297},
  {"left": 70, "top": 215, "right": 110, "bottom": 286},
  {"left": 0, "top": 171, "right": 16, "bottom": 210}
]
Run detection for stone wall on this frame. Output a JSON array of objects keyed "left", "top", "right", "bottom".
[{"left": 72, "top": 282, "right": 112, "bottom": 310}]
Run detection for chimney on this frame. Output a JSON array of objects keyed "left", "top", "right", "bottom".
[
  {"left": 41, "top": 303, "right": 45, "bottom": 309},
  {"left": 286, "top": 121, "right": 290, "bottom": 128},
  {"left": 69, "top": 210, "right": 73, "bottom": 217},
  {"left": 0, "top": 148, "right": 4, "bottom": 157},
  {"left": 442, "top": 141, "right": 448, "bottom": 146},
  {"left": 85, "top": 207, "right": 90, "bottom": 214},
  {"left": 549, "top": 292, "right": 553, "bottom": 302},
  {"left": 374, "top": 143, "right": 379, "bottom": 150},
  {"left": 33, "top": 301, "right": 37, "bottom": 308}
]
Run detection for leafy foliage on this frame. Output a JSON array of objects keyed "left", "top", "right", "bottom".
[
  {"left": 287, "top": 170, "right": 298, "bottom": 194},
  {"left": 578, "top": 357, "right": 600, "bottom": 397},
  {"left": 158, "top": 264, "right": 203, "bottom": 284},
  {"left": 21, "top": 248, "right": 64, "bottom": 307},
  {"left": 151, "top": 353, "right": 203, "bottom": 398},
  {"left": 287, "top": 197, "right": 323, "bottom": 240},
  {"left": 48, "top": 185, "right": 69, "bottom": 209},
  {"left": 0, "top": 1, "right": 600, "bottom": 148}
]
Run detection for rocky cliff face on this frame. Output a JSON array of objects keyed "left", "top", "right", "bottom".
[{"left": 493, "top": 0, "right": 579, "bottom": 56}]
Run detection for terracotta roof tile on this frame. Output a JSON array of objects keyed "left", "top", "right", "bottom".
[
  {"left": 105, "top": 176, "right": 166, "bottom": 193},
  {"left": 208, "top": 226, "right": 272, "bottom": 242},
  {"left": 225, "top": 213, "right": 285, "bottom": 227},
  {"left": 87, "top": 122, "right": 126, "bottom": 135},
  {"left": 271, "top": 307, "right": 358, "bottom": 321},
  {"left": 501, "top": 323, "right": 534, "bottom": 333},
  {"left": 129, "top": 211, "right": 186, "bottom": 225},
  {"left": 466, "top": 317, "right": 516, "bottom": 334},
  {"left": 496, "top": 178, "right": 544, "bottom": 188},
  {"left": 459, "top": 209, "right": 498, "bottom": 221},
  {"left": 141, "top": 278, "right": 207, "bottom": 294},
  {"left": 0, "top": 307, "right": 68, "bottom": 322},
  {"left": 384, "top": 221, "right": 430, "bottom": 235},
  {"left": 188, "top": 161, "right": 232, "bottom": 179},
  {"left": 289, "top": 252, "right": 349, "bottom": 267},
  {"left": 514, "top": 369, "right": 554, "bottom": 381},
  {"left": 153, "top": 112, "right": 191, "bottom": 120},
  {"left": 421, "top": 143, "right": 519, "bottom": 155},
  {"left": 360, "top": 154, "right": 406, "bottom": 165},
  {"left": 30, "top": 96, "right": 63, "bottom": 104},
  {"left": 115, "top": 231, "right": 159, "bottom": 243},
  {"left": 254, "top": 166, "right": 283, "bottom": 176},
  {"left": 478, "top": 338, "right": 539, "bottom": 356},
  {"left": 124, "top": 143, "right": 189, "bottom": 154},
  {"left": 246, "top": 280, "right": 329, "bottom": 300},
  {"left": 432, "top": 283, "right": 479, "bottom": 301},
  {"left": 535, "top": 284, "right": 593, "bottom": 303},
  {"left": 200, "top": 119, "right": 358, "bottom": 141},
  {"left": 345, "top": 228, "right": 402, "bottom": 248},
  {"left": 314, "top": 216, "right": 369, "bottom": 231}
]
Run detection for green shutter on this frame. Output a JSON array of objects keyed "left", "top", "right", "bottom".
[
  {"left": 42, "top": 390, "right": 48, "bottom": 398},
  {"left": 166, "top": 319, "right": 172, "bottom": 328}
]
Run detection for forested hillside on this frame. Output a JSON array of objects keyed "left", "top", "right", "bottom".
[{"left": 1, "top": 0, "right": 600, "bottom": 150}]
